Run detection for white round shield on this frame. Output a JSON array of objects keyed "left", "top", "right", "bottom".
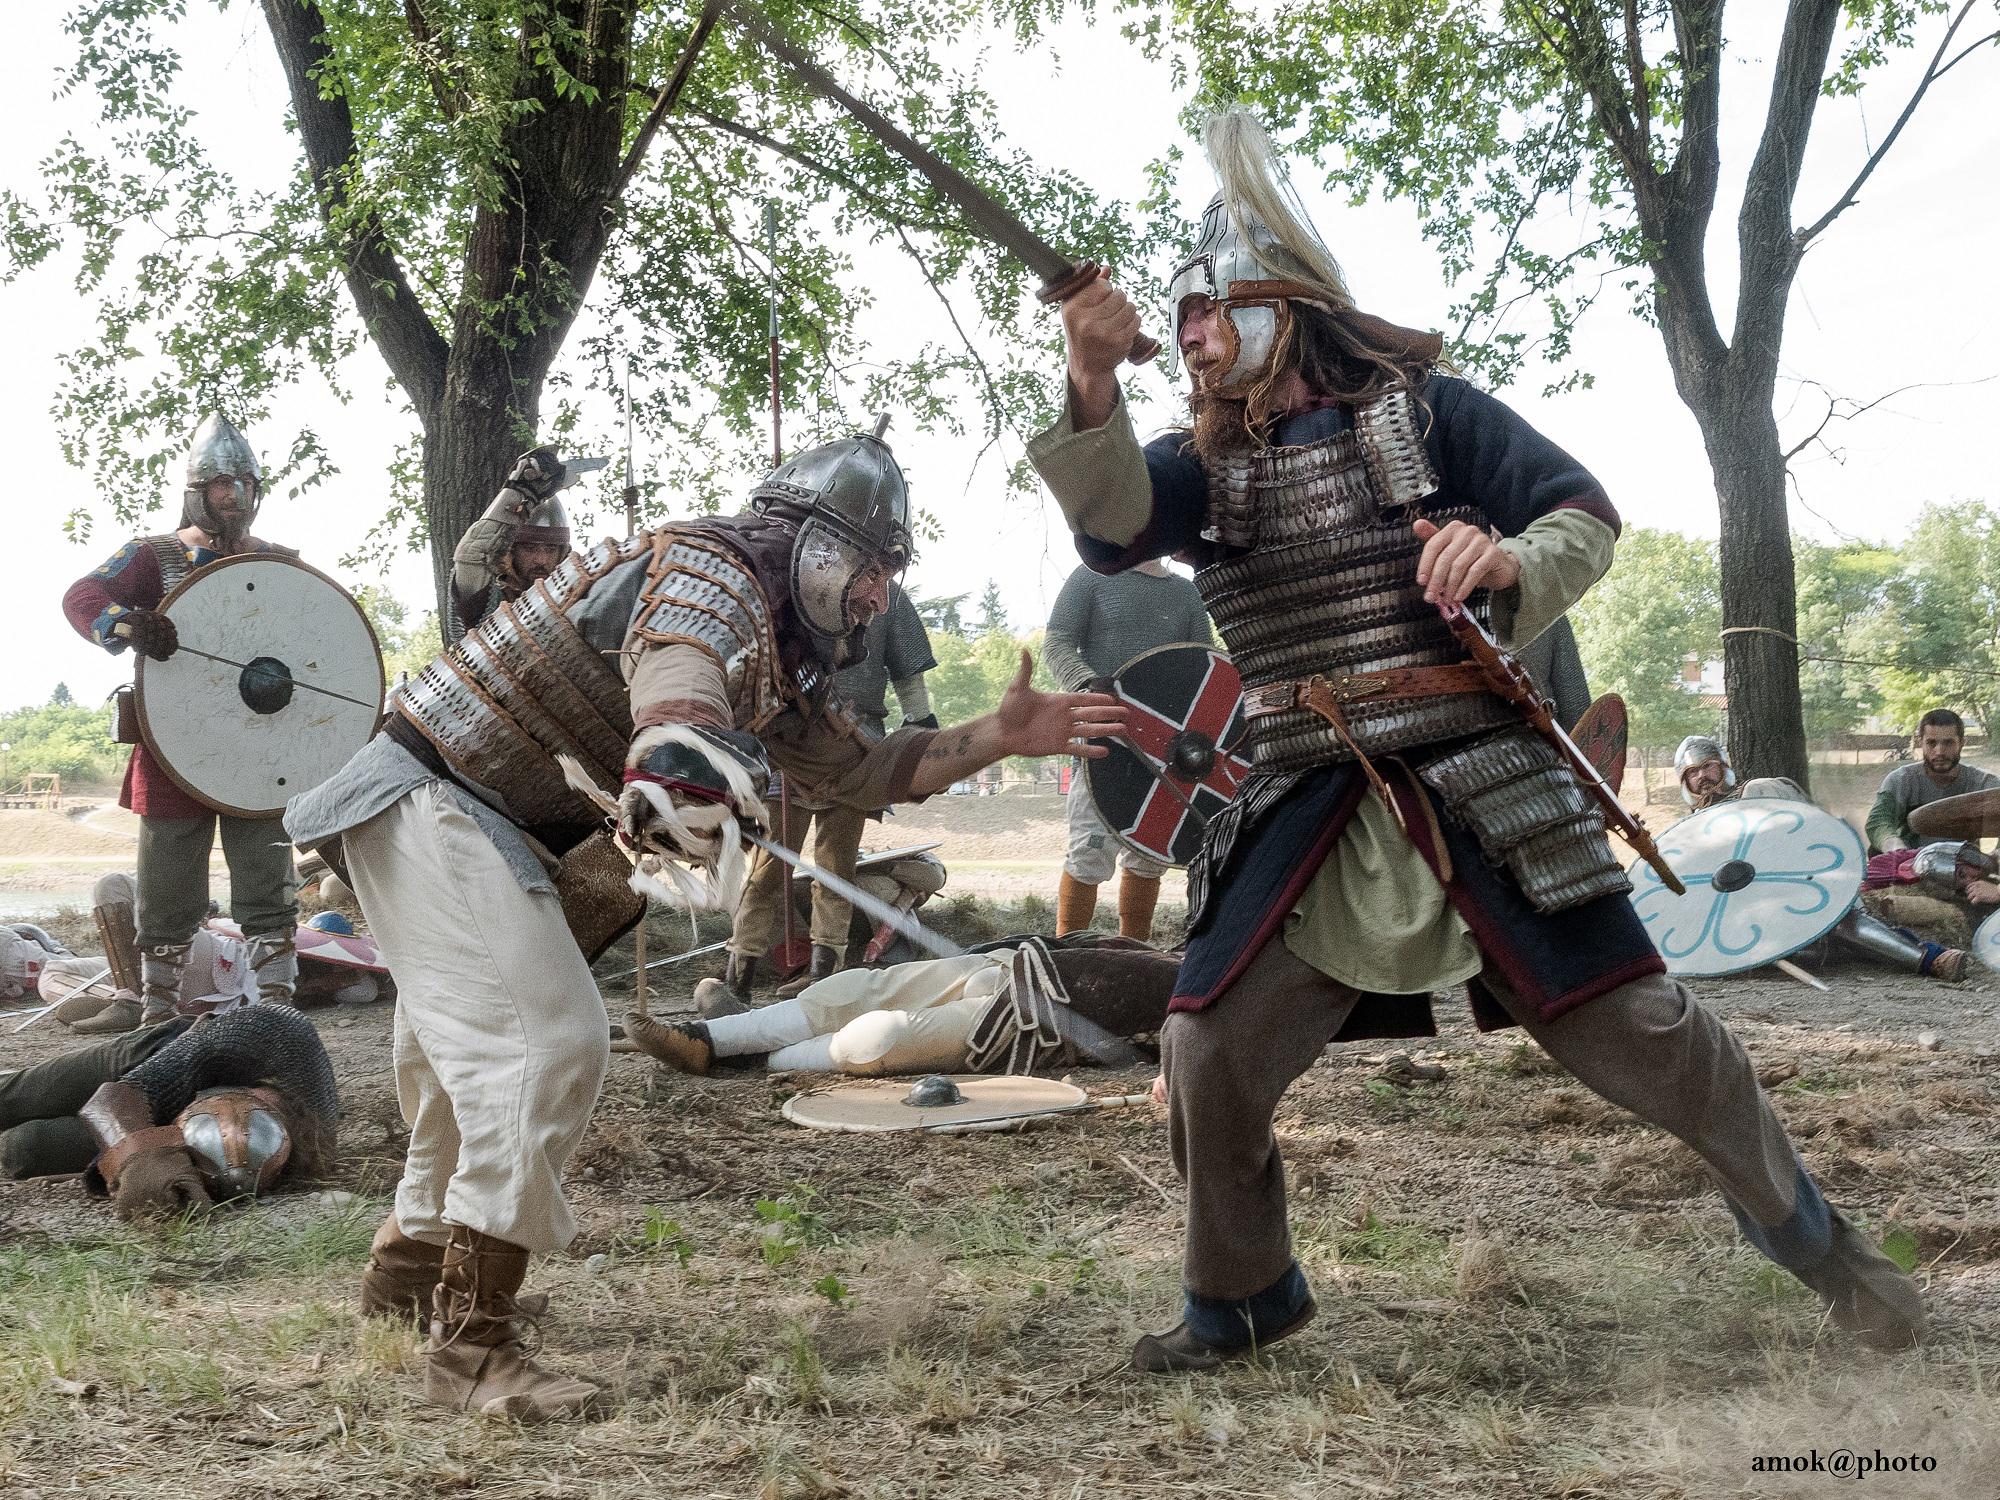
[
  {"left": 1626, "top": 798, "right": 1864, "bottom": 977},
  {"left": 1975, "top": 908, "right": 2000, "bottom": 977},
  {"left": 137, "top": 555, "right": 384, "bottom": 818},
  {"left": 781, "top": 1074, "right": 1088, "bottom": 1134}
]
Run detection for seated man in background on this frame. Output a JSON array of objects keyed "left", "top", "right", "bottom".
[
  {"left": 1865, "top": 709, "right": 1999, "bottom": 853},
  {"left": 1676, "top": 735, "right": 1976, "bottom": 979}
]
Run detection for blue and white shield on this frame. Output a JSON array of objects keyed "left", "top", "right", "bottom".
[
  {"left": 1975, "top": 908, "right": 2000, "bottom": 977},
  {"left": 1627, "top": 799, "right": 1863, "bottom": 977}
]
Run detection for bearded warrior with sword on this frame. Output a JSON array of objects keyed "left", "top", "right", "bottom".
[
  {"left": 1027, "top": 111, "right": 1922, "bottom": 1370},
  {"left": 286, "top": 427, "right": 1125, "bottom": 1421}
]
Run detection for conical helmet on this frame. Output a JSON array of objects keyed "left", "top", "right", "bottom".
[{"left": 181, "top": 413, "right": 264, "bottom": 541}]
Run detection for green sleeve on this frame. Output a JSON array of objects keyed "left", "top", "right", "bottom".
[{"left": 1865, "top": 781, "right": 1909, "bottom": 854}]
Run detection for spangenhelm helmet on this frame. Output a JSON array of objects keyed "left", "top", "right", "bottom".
[
  {"left": 182, "top": 413, "right": 263, "bottom": 543},
  {"left": 750, "top": 416, "right": 913, "bottom": 666},
  {"left": 1674, "top": 734, "right": 1736, "bottom": 807},
  {"left": 176, "top": 1087, "right": 291, "bottom": 1200},
  {"left": 1164, "top": 109, "right": 1355, "bottom": 391},
  {"left": 1911, "top": 840, "right": 1994, "bottom": 899}
]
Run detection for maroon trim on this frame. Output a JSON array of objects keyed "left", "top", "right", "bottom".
[
  {"left": 1167, "top": 774, "right": 1369, "bottom": 1012},
  {"left": 886, "top": 729, "right": 940, "bottom": 804},
  {"left": 621, "top": 768, "right": 726, "bottom": 805},
  {"left": 1552, "top": 493, "right": 1621, "bottom": 538},
  {"left": 1534, "top": 952, "right": 1667, "bottom": 1025}
]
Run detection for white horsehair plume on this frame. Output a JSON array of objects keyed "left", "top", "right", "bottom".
[
  {"left": 1202, "top": 106, "right": 1353, "bottom": 309},
  {"left": 555, "top": 749, "right": 752, "bottom": 916}
]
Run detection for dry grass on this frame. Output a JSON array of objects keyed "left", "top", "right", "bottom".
[{"left": 3, "top": 905, "right": 1999, "bottom": 1498}]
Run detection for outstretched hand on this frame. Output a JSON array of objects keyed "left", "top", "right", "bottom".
[
  {"left": 996, "top": 650, "right": 1129, "bottom": 758},
  {"left": 1412, "top": 518, "right": 1521, "bottom": 606}
]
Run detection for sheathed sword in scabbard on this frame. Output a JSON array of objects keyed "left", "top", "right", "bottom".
[{"left": 1438, "top": 603, "right": 1686, "bottom": 895}]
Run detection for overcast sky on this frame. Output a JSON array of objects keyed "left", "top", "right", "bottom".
[{"left": 1, "top": 5, "right": 1993, "bottom": 714}]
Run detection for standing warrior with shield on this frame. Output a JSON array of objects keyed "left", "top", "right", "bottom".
[
  {"left": 62, "top": 415, "right": 302, "bottom": 1031},
  {"left": 285, "top": 427, "right": 1125, "bottom": 1422},
  {"left": 1028, "top": 112, "right": 1922, "bottom": 1370}
]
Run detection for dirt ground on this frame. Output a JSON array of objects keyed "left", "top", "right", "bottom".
[{"left": 4, "top": 785, "right": 2000, "bottom": 1498}]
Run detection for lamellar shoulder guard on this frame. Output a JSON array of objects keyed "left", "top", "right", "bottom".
[
  {"left": 397, "top": 533, "right": 651, "bottom": 828},
  {"left": 631, "top": 530, "right": 789, "bottom": 731},
  {"left": 1195, "top": 388, "right": 1517, "bottom": 771}
]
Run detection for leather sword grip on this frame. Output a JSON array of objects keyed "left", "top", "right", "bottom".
[{"left": 1036, "top": 261, "right": 1163, "bottom": 366}]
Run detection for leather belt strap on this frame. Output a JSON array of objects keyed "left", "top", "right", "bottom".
[
  {"left": 1242, "top": 664, "right": 1489, "bottom": 835},
  {"left": 1242, "top": 663, "right": 1491, "bottom": 718}
]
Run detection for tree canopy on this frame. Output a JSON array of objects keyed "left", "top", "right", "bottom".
[{"left": 3, "top": 0, "right": 1175, "bottom": 625}]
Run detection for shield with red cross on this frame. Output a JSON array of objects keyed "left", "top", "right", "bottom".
[{"left": 1083, "top": 644, "right": 1250, "bottom": 868}]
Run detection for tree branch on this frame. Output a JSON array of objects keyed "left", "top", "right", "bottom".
[
  {"left": 402, "top": 0, "right": 461, "bottom": 120},
  {"left": 261, "top": 0, "right": 449, "bottom": 422},
  {"left": 1622, "top": 0, "right": 1651, "bottom": 173},
  {"left": 1730, "top": 0, "right": 1842, "bottom": 366},
  {"left": 1796, "top": 1, "right": 1997, "bottom": 246}
]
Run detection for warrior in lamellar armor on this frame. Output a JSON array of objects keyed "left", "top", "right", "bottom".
[
  {"left": 1027, "top": 109, "right": 1922, "bottom": 1372},
  {"left": 282, "top": 426, "right": 1125, "bottom": 1423},
  {"left": 61, "top": 413, "right": 304, "bottom": 1024}
]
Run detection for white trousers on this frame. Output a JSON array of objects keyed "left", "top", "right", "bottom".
[
  {"left": 343, "top": 783, "right": 607, "bottom": 1253},
  {"left": 796, "top": 952, "right": 1010, "bottom": 1074}
]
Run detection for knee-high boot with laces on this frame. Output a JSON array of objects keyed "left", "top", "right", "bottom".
[{"left": 425, "top": 1225, "right": 603, "bottom": 1422}]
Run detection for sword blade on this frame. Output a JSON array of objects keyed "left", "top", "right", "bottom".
[
  {"left": 743, "top": 831, "right": 1143, "bottom": 1068},
  {"left": 724, "top": 0, "right": 1074, "bottom": 285},
  {"left": 746, "top": 830, "right": 965, "bottom": 960}
]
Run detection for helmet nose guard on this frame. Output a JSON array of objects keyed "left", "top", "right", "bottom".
[{"left": 182, "top": 412, "right": 264, "bottom": 540}]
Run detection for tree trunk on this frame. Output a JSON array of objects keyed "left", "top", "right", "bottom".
[
  {"left": 1693, "top": 380, "right": 1810, "bottom": 790},
  {"left": 421, "top": 345, "right": 541, "bottom": 633}
]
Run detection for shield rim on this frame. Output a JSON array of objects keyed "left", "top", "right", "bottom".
[
  {"left": 1908, "top": 786, "right": 2000, "bottom": 841},
  {"left": 1084, "top": 641, "right": 1247, "bottom": 870},
  {"left": 1975, "top": 906, "right": 2000, "bottom": 976},
  {"left": 1627, "top": 797, "right": 1864, "bottom": 977},
  {"left": 781, "top": 1074, "right": 1088, "bottom": 1134},
  {"left": 135, "top": 554, "right": 385, "bottom": 819}
]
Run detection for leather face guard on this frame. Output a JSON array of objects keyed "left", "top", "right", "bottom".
[{"left": 176, "top": 1087, "right": 291, "bottom": 1200}]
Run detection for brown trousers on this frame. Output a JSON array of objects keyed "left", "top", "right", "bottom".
[
  {"left": 1163, "top": 936, "right": 1802, "bottom": 1301},
  {"left": 729, "top": 798, "right": 869, "bottom": 958}
]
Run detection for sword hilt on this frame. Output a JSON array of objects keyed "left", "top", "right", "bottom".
[{"left": 1035, "top": 260, "right": 1162, "bottom": 366}]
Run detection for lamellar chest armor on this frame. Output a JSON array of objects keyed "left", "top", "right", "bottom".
[
  {"left": 1194, "top": 389, "right": 1517, "bottom": 772},
  {"left": 396, "top": 529, "right": 789, "bottom": 830}
]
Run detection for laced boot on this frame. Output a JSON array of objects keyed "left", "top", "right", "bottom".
[
  {"left": 245, "top": 929, "right": 299, "bottom": 1007},
  {"left": 137, "top": 942, "right": 191, "bottom": 1025},
  {"left": 69, "top": 990, "right": 143, "bottom": 1034},
  {"left": 425, "top": 1226, "right": 602, "bottom": 1422},
  {"left": 1117, "top": 871, "right": 1162, "bottom": 944},
  {"left": 1056, "top": 872, "right": 1099, "bottom": 936},
  {"left": 776, "top": 943, "right": 842, "bottom": 999},
  {"left": 359, "top": 1213, "right": 446, "bottom": 1327}
]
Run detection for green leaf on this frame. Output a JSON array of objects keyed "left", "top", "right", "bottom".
[{"left": 1880, "top": 1227, "right": 1920, "bottom": 1275}]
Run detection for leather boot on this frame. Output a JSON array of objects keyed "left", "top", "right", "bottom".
[
  {"left": 70, "top": 991, "right": 143, "bottom": 1034},
  {"left": 425, "top": 1226, "right": 602, "bottom": 1422},
  {"left": 1117, "top": 871, "right": 1162, "bottom": 944},
  {"left": 1056, "top": 872, "right": 1099, "bottom": 936},
  {"left": 775, "top": 943, "right": 842, "bottom": 999},
  {"left": 624, "top": 1016, "right": 715, "bottom": 1075},
  {"left": 359, "top": 1213, "right": 446, "bottom": 1327},
  {"left": 724, "top": 952, "right": 758, "bottom": 1000}
]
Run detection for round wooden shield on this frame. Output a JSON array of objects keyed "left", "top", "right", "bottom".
[
  {"left": 1975, "top": 908, "right": 2000, "bottom": 976},
  {"left": 136, "top": 555, "right": 385, "bottom": 818},
  {"left": 1571, "top": 694, "right": 1629, "bottom": 796},
  {"left": 1908, "top": 787, "right": 2000, "bottom": 842},
  {"left": 782, "top": 1074, "right": 1087, "bottom": 1134},
  {"left": 1627, "top": 798, "right": 1863, "bottom": 976},
  {"left": 1084, "top": 644, "right": 1249, "bottom": 868}
]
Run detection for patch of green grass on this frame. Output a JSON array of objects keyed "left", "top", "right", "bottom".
[{"left": 1780, "top": 1070, "right": 1858, "bottom": 1097}]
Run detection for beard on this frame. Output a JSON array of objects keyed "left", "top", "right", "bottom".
[{"left": 1189, "top": 384, "right": 1257, "bottom": 471}]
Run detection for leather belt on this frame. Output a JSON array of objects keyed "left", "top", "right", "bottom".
[{"left": 1242, "top": 663, "right": 1491, "bottom": 718}]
